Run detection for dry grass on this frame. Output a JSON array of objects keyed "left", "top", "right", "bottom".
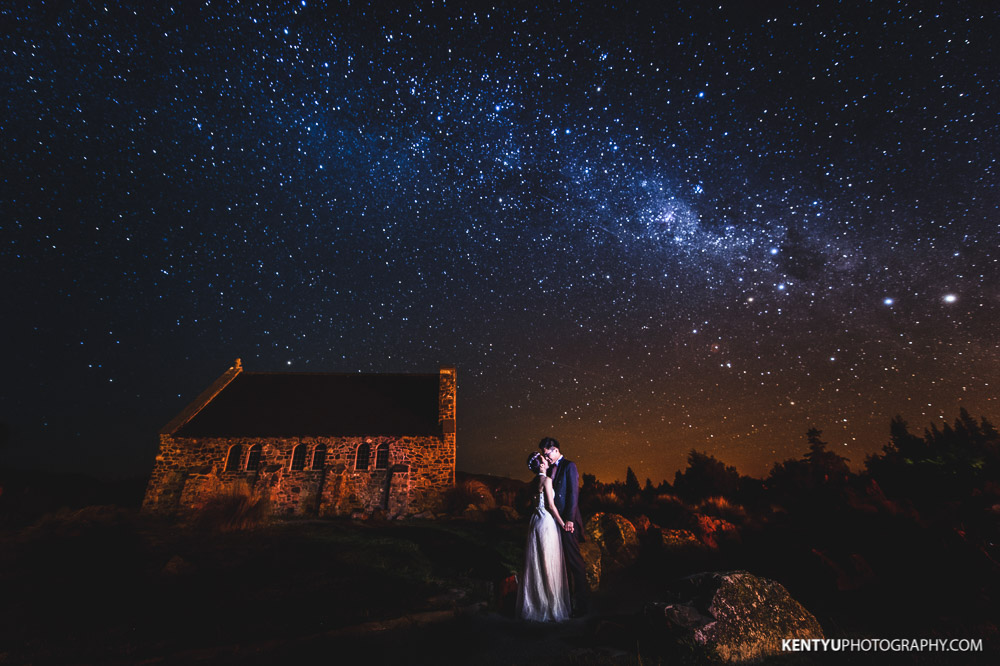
[
  {"left": 445, "top": 478, "right": 497, "bottom": 513},
  {"left": 191, "top": 480, "right": 269, "bottom": 532},
  {"left": 694, "top": 496, "right": 747, "bottom": 523}
]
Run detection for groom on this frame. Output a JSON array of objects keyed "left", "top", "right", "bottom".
[{"left": 539, "top": 437, "right": 589, "bottom": 616}]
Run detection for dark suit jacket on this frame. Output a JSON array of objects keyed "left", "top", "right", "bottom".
[{"left": 551, "top": 457, "right": 585, "bottom": 542}]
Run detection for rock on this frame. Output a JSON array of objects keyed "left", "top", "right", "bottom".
[
  {"left": 585, "top": 512, "right": 640, "bottom": 570},
  {"left": 692, "top": 513, "right": 739, "bottom": 548},
  {"left": 161, "top": 555, "right": 194, "bottom": 576},
  {"left": 462, "top": 504, "right": 487, "bottom": 522},
  {"left": 632, "top": 514, "right": 654, "bottom": 535},
  {"left": 655, "top": 528, "right": 704, "bottom": 551},
  {"left": 496, "top": 505, "right": 520, "bottom": 522},
  {"left": 811, "top": 548, "right": 876, "bottom": 591},
  {"left": 646, "top": 570, "right": 824, "bottom": 663},
  {"left": 579, "top": 540, "right": 602, "bottom": 590},
  {"left": 428, "top": 588, "right": 467, "bottom": 608}
]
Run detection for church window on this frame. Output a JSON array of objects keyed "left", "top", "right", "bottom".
[
  {"left": 312, "top": 444, "right": 327, "bottom": 470},
  {"left": 246, "top": 443, "right": 263, "bottom": 471},
  {"left": 375, "top": 443, "right": 389, "bottom": 470},
  {"left": 290, "top": 444, "right": 307, "bottom": 471},
  {"left": 224, "top": 444, "right": 243, "bottom": 472},
  {"left": 356, "top": 443, "right": 371, "bottom": 471}
]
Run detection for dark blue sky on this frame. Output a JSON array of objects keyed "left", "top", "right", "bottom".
[{"left": 2, "top": 1, "right": 997, "bottom": 482}]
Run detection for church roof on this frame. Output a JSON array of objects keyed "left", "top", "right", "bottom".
[{"left": 169, "top": 370, "right": 443, "bottom": 438}]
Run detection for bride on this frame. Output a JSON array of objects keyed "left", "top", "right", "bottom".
[{"left": 516, "top": 452, "right": 572, "bottom": 622}]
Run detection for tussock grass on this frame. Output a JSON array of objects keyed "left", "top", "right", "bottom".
[{"left": 192, "top": 480, "right": 269, "bottom": 532}]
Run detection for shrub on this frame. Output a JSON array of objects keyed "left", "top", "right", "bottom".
[
  {"left": 646, "top": 492, "right": 692, "bottom": 527},
  {"left": 445, "top": 479, "right": 496, "bottom": 515},
  {"left": 192, "top": 481, "right": 269, "bottom": 532},
  {"left": 22, "top": 505, "right": 136, "bottom": 539},
  {"left": 590, "top": 490, "right": 625, "bottom": 512},
  {"left": 695, "top": 496, "right": 748, "bottom": 524}
]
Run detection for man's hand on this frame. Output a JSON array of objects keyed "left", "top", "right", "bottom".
[{"left": 564, "top": 521, "right": 574, "bottom": 533}]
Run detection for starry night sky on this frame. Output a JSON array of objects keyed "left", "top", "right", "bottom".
[{"left": 2, "top": 2, "right": 998, "bottom": 482}]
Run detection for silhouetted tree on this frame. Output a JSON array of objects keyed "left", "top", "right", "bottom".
[
  {"left": 768, "top": 428, "right": 851, "bottom": 506},
  {"left": 579, "top": 473, "right": 603, "bottom": 512},
  {"left": 624, "top": 466, "right": 640, "bottom": 496},
  {"left": 803, "top": 428, "right": 850, "bottom": 485},
  {"left": 865, "top": 409, "right": 1000, "bottom": 508},
  {"left": 767, "top": 456, "right": 810, "bottom": 498},
  {"left": 640, "top": 477, "right": 657, "bottom": 503},
  {"left": 735, "top": 474, "right": 767, "bottom": 509},
  {"left": 673, "top": 450, "right": 739, "bottom": 501},
  {"left": 654, "top": 479, "right": 673, "bottom": 494}
]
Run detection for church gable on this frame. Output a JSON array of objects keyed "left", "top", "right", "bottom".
[{"left": 142, "top": 362, "right": 456, "bottom": 519}]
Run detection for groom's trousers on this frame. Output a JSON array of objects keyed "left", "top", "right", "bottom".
[{"left": 561, "top": 531, "right": 589, "bottom": 612}]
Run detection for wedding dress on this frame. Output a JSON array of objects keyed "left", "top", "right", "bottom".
[{"left": 516, "top": 481, "right": 571, "bottom": 622}]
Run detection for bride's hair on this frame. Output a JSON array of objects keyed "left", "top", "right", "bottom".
[{"left": 526, "top": 451, "right": 545, "bottom": 474}]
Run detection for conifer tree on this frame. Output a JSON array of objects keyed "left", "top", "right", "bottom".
[{"left": 624, "top": 466, "right": 640, "bottom": 496}]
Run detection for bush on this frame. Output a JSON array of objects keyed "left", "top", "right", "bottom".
[
  {"left": 192, "top": 481, "right": 269, "bottom": 532},
  {"left": 644, "top": 492, "right": 692, "bottom": 529},
  {"left": 21, "top": 505, "right": 136, "bottom": 539},
  {"left": 695, "top": 496, "right": 747, "bottom": 524},
  {"left": 445, "top": 479, "right": 496, "bottom": 515},
  {"left": 589, "top": 490, "right": 625, "bottom": 512}
]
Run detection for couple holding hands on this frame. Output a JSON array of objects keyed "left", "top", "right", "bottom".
[{"left": 515, "top": 437, "right": 589, "bottom": 622}]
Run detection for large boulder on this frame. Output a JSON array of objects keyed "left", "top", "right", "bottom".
[
  {"left": 645, "top": 570, "right": 824, "bottom": 664},
  {"left": 585, "top": 512, "right": 640, "bottom": 570}
]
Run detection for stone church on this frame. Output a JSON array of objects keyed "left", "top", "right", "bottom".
[{"left": 142, "top": 360, "right": 456, "bottom": 518}]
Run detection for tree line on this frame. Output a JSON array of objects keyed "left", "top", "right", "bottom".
[{"left": 585, "top": 407, "right": 1000, "bottom": 513}]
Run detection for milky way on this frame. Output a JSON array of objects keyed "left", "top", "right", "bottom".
[{"left": 2, "top": 2, "right": 998, "bottom": 481}]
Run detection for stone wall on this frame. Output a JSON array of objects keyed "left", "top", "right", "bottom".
[
  {"left": 142, "top": 432, "right": 455, "bottom": 518},
  {"left": 142, "top": 366, "right": 458, "bottom": 519}
]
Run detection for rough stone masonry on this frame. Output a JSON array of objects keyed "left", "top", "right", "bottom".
[{"left": 142, "top": 361, "right": 456, "bottom": 518}]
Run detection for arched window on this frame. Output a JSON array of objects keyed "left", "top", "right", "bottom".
[
  {"left": 375, "top": 443, "right": 389, "bottom": 470},
  {"left": 224, "top": 444, "right": 243, "bottom": 472},
  {"left": 312, "top": 444, "right": 327, "bottom": 471},
  {"left": 290, "top": 444, "right": 307, "bottom": 471},
  {"left": 246, "top": 443, "right": 263, "bottom": 471},
  {"left": 356, "top": 443, "right": 371, "bottom": 471}
]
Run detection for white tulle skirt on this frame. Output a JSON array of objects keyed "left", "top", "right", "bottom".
[{"left": 516, "top": 505, "right": 571, "bottom": 622}]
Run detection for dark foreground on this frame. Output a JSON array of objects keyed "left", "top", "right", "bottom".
[{"left": 0, "top": 505, "right": 997, "bottom": 666}]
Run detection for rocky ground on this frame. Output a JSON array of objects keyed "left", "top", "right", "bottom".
[{"left": 1, "top": 503, "right": 997, "bottom": 665}]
